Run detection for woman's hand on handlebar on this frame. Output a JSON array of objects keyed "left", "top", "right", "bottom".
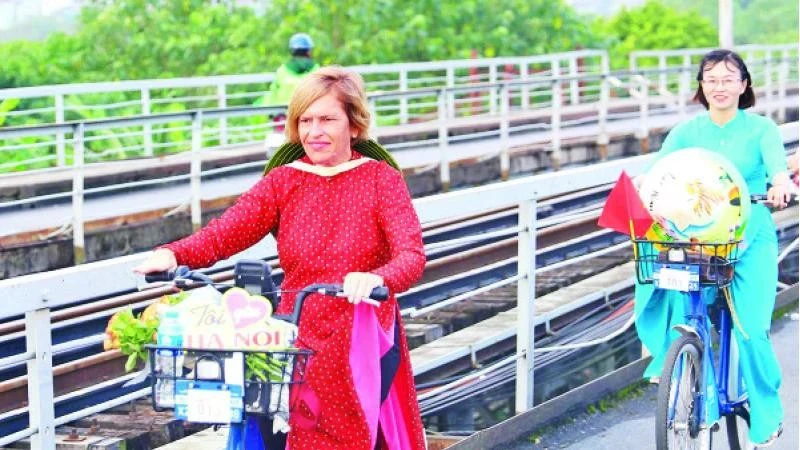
[
  {"left": 343, "top": 272, "right": 385, "bottom": 305},
  {"left": 767, "top": 177, "right": 797, "bottom": 210},
  {"left": 133, "top": 248, "right": 178, "bottom": 274}
]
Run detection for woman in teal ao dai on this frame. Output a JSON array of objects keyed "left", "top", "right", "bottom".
[{"left": 634, "top": 50, "right": 794, "bottom": 446}]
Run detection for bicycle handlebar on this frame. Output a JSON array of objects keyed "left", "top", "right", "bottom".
[
  {"left": 749, "top": 193, "right": 798, "bottom": 205},
  {"left": 142, "top": 266, "right": 390, "bottom": 325},
  {"left": 144, "top": 269, "right": 178, "bottom": 283}
]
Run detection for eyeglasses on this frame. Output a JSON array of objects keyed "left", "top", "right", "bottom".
[{"left": 700, "top": 78, "right": 743, "bottom": 89}]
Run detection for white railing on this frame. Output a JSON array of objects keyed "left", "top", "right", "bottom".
[
  {"left": 2, "top": 44, "right": 795, "bottom": 174},
  {"left": 0, "top": 68, "right": 797, "bottom": 263},
  {"left": 1, "top": 52, "right": 796, "bottom": 177},
  {"left": 0, "top": 50, "right": 607, "bottom": 167},
  {"left": 629, "top": 44, "right": 799, "bottom": 123},
  {"left": 0, "top": 155, "right": 654, "bottom": 448}
]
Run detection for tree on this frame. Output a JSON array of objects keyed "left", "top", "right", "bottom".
[
  {"left": 0, "top": 0, "right": 600, "bottom": 89},
  {"left": 663, "top": 0, "right": 798, "bottom": 45},
  {"left": 591, "top": 0, "right": 718, "bottom": 69}
]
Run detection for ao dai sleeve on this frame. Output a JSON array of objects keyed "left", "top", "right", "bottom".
[
  {"left": 371, "top": 164, "right": 426, "bottom": 293},
  {"left": 163, "top": 174, "right": 281, "bottom": 269},
  {"left": 758, "top": 119, "right": 788, "bottom": 180}
]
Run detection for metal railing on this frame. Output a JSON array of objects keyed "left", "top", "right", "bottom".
[
  {"left": 630, "top": 44, "right": 799, "bottom": 124},
  {"left": 0, "top": 66, "right": 797, "bottom": 263},
  {"left": 2, "top": 45, "right": 796, "bottom": 174},
  {"left": 1, "top": 52, "right": 796, "bottom": 176},
  {"left": 0, "top": 154, "right": 654, "bottom": 448},
  {"left": 0, "top": 50, "right": 607, "bottom": 168}
]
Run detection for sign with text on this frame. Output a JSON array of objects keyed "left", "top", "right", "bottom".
[
  {"left": 175, "top": 380, "right": 243, "bottom": 424},
  {"left": 177, "top": 287, "right": 295, "bottom": 350}
]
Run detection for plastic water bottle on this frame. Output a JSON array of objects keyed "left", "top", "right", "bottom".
[{"left": 156, "top": 309, "right": 184, "bottom": 407}]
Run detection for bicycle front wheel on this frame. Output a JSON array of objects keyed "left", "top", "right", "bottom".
[{"left": 656, "top": 335, "right": 712, "bottom": 450}]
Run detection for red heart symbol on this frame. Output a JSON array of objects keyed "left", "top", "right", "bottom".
[{"left": 226, "top": 290, "right": 269, "bottom": 329}]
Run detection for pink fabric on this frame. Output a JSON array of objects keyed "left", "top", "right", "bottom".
[
  {"left": 349, "top": 303, "right": 395, "bottom": 449},
  {"left": 378, "top": 384, "right": 414, "bottom": 450}
]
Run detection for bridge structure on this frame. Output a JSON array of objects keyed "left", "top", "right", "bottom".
[
  {"left": 0, "top": 43, "right": 797, "bottom": 449},
  {"left": 0, "top": 44, "right": 797, "bottom": 270}
]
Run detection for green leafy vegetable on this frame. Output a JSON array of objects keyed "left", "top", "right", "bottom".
[
  {"left": 109, "top": 309, "right": 159, "bottom": 372},
  {"left": 245, "top": 352, "right": 290, "bottom": 383}
]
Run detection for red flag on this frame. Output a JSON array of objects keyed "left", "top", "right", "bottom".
[{"left": 598, "top": 171, "right": 653, "bottom": 237}]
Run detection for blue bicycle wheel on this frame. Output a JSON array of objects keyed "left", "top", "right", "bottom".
[{"left": 656, "top": 334, "right": 712, "bottom": 450}]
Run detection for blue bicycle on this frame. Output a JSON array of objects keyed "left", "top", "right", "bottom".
[{"left": 634, "top": 201, "right": 763, "bottom": 450}]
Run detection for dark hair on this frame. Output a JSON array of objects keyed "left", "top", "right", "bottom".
[
  {"left": 693, "top": 49, "right": 755, "bottom": 109},
  {"left": 291, "top": 49, "right": 312, "bottom": 58}
]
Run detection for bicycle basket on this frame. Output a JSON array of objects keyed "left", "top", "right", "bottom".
[
  {"left": 146, "top": 345, "right": 312, "bottom": 423},
  {"left": 634, "top": 240, "right": 741, "bottom": 289},
  {"left": 242, "top": 348, "right": 312, "bottom": 417}
]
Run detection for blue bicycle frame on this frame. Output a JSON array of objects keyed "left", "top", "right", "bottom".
[{"left": 654, "top": 259, "right": 746, "bottom": 430}]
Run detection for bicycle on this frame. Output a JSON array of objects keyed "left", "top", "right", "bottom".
[
  {"left": 142, "top": 259, "right": 388, "bottom": 449},
  {"left": 634, "top": 193, "right": 792, "bottom": 450}
]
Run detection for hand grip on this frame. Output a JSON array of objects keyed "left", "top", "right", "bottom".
[
  {"left": 144, "top": 269, "right": 176, "bottom": 283},
  {"left": 369, "top": 286, "right": 389, "bottom": 301},
  {"left": 750, "top": 193, "right": 798, "bottom": 205}
]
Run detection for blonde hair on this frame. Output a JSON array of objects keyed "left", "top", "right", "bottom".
[{"left": 285, "top": 66, "right": 371, "bottom": 143}]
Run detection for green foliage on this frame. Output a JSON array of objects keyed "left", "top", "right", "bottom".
[
  {"left": 0, "top": 99, "right": 20, "bottom": 127},
  {"left": 663, "top": 0, "right": 799, "bottom": 45},
  {"left": 261, "top": 0, "right": 596, "bottom": 65},
  {"left": 110, "top": 309, "right": 159, "bottom": 372},
  {"left": 0, "top": 0, "right": 597, "bottom": 89},
  {"left": 245, "top": 352, "right": 290, "bottom": 382},
  {"left": 3, "top": 0, "right": 791, "bottom": 172},
  {"left": 591, "top": 0, "right": 718, "bottom": 69},
  {"left": 0, "top": 0, "right": 602, "bottom": 172}
]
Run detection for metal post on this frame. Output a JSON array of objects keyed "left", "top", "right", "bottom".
[
  {"left": 446, "top": 67, "right": 456, "bottom": 118},
  {"left": 637, "top": 75, "right": 650, "bottom": 153},
  {"left": 489, "top": 65, "right": 498, "bottom": 115},
  {"left": 677, "top": 68, "right": 689, "bottom": 120},
  {"left": 679, "top": 56, "right": 692, "bottom": 120},
  {"left": 569, "top": 57, "right": 579, "bottom": 105},
  {"left": 26, "top": 308, "right": 56, "bottom": 450},
  {"left": 499, "top": 85, "right": 510, "bottom": 180},
  {"left": 597, "top": 76, "right": 610, "bottom": 161},
  {"left": 597, "top": 55, "right": 611, "bottom": 160},
  {"left": 141, "top": 88, "right": 153, "bottom": 157},
  {"left": 191, "top": 112, "right": 203, "bottom": 231},
  {"left": 551, "top": 79, "right": 562, "bottom": 170},
  {"left": 520, "top": 63, "right": 530, "bottom": 110},
  {"left": 515, "top": 197, "right": 536, "bottom": 413},
  {"left": 778, "top": 50, "right": 789, "bottom": 123},
  {"left": 718, "top": 0, "right": 734, "bottom": 49},
  {"left": 55, "top": 94, "right": 65, "bottom": 167},
  {"left": 72, "top": 123, "right": 85, "bottom": 265},
  {"left": 600, "top": 53, "right": 610, "bottom": 80},
  {"left": 764, "top": 53, "right": 774, "bottom": 120},
  {"left": 438, "top": 91, "right": 450, "bottom": 191},
  {"left": 399, "top": 70, "right": 409, "bottom": 124},
  {"left": 217, "top": 84, "right": 228, "bottom": 146},
  {"left": 368, "top": 98, "right": 378, "bottom": 131},
  {"left": 658, "top": 55, "right": 668, "bottom": 94}
]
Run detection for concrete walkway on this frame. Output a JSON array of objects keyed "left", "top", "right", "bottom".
[{"left": 509, "top": 310, "right": 799, "bottom": 450}]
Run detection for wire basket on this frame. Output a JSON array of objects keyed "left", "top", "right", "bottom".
[
  {"left": 633, "top": 240, "right": 741, "bottom": 289},
  {"left": 146, "top": 345, "right": 312, "bottom": 423}
]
